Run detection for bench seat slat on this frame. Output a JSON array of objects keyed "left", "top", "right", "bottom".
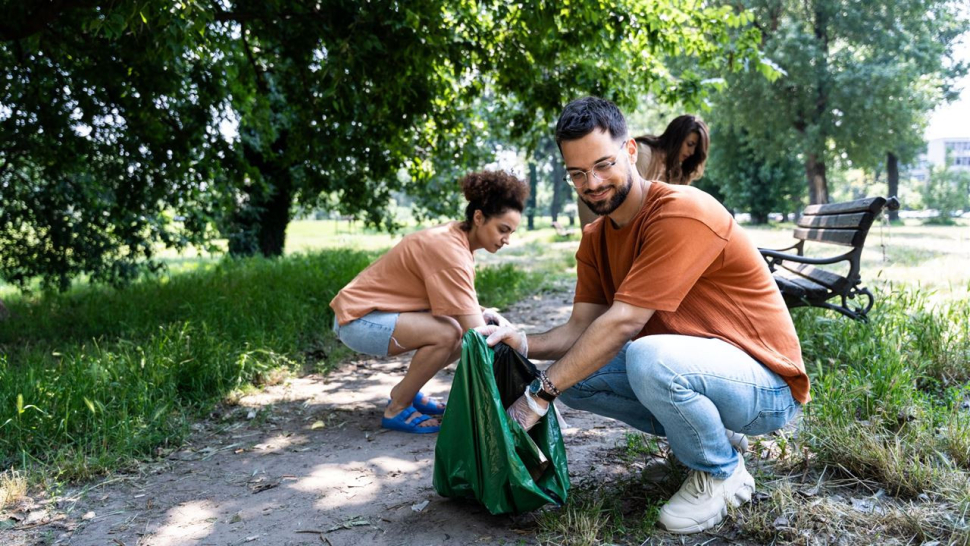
[
  {"left": 792, "top": 227, "right": 862, "bottom": 247},
  {"left": 778, "top": 261, "right": 848, "bottom": 291},
  {"left": 802, "top": 196, "right": 886, "bottom": 216},
  {"left": 774, "top": 274, "right": 830, "bottom": 300},
  {"left": 796, "top": 212, "right": 872, "bottom": 230}
]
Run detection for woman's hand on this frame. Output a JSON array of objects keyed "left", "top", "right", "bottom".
[
  {"left": 475, "top": 324, "right": 528, "bottom": 357},
  {"left": 481, "top": 308, "right": 511, "bottom": 327}
]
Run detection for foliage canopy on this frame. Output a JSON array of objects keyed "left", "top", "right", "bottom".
[
  {"left": 707, "top": 0, "right": 967, "bottom": 205},
  {"left": 0, "top": 0, "right": 770, "bottom": 290}
]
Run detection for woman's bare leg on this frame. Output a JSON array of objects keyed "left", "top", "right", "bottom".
[{"left": 383, "top": 313, "right": 462, "bottom": 427}]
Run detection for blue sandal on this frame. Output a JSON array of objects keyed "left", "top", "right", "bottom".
[
  {"left": 412, "top": 392, "right": 446, "bottom": 415},
  {"left": 381, "top": 405, "right": 440, "bottom": 434}
]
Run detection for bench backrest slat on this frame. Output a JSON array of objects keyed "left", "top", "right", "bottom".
[
  {"left": 792, "top": 196, "right": 888, "bottom": 248},
  {"left": 763, "top": 195, "right": 898, "bottom": 320},
  {"left": 796, "top": 211, "right": 872, "bottom": 230},
  {"left": 802, "top": 196, "right": 886, "bottom": 216},
  {"left": 791, "top": 227, "right": 863, "bottom": 247}
]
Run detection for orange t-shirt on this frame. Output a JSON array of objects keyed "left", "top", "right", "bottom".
[
  {"left": 330, "top": 221, "right": 480, "bottom": 325},
  {"left": 575, "top": 182, "right": 810, "bottom": 403}
]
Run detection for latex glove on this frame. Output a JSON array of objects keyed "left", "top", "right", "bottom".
[
  {"left": 506, "top": 387, "right": 548, "bottom": 432},
  {"left": 482, "top": 308, "right": 511, "bottom": 327},
  {"left": 474, "top": 325, "right": 528, "bottom": 357}
]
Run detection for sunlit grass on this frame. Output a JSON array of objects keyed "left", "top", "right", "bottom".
[{"left": 0, "top": 470, "right": 26, "bottom": 511}]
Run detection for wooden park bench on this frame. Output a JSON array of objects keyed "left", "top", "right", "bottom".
[
  {"left": 758, "top": 196, "right": 900, "bottom": 321},
  {"left": 551, "top": 220, "right": 577, "bottom": 238}
]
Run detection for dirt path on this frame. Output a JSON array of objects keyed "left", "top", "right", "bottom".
[{"left": 7, "top": 291, "right": 657, "bottom": 546}]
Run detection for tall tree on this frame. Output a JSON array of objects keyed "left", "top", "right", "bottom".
[
  {"left": 920, "top": 159, "right": 970, "bottom": 225},
  {"left": 713, "top": 0, "right": 968, "bottom": 204}
]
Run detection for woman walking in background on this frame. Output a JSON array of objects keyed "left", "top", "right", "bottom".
[
  {"left": 330, "top": 171, "right": 529, "bottom": 434},
  {"left": 635, "top": 114, "right": 710, "bottom": 185}
]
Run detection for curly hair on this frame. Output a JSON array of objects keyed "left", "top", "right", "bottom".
[{"left": 458, "top": 170, "right": 530, "bottom": 231}]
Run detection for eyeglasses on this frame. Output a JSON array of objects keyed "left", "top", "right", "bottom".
[{"left": 562, "top": 141, "right": 629, "bottom": 189}]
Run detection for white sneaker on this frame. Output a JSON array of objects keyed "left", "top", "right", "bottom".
[
  {"left": 658, "top": 454, "right": 755, "bottom": 534},
  {"left": 725, "top": 429, "right": 749, "bottom": 452}
]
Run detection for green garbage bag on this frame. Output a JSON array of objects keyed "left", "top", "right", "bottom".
[{"left": 433, "top": 330, "right": 570, "bottom": 515}]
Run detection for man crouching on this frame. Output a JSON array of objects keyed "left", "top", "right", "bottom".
[{"left": 480, "top": 96, "right": 808, "bottom": 534}]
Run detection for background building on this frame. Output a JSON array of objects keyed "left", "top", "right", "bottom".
[{"left": 909, "top": 137, "right": 970, "bottom": 182}]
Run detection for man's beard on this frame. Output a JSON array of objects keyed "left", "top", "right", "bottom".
[{"left": 579, "top": 170, "right": 634, "bottom": 216}]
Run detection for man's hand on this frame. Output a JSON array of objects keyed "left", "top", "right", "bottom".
[
  {"left": 482, "top": 308, "right": 511, "bottom": 327},
  {"left": 506, "top": 391, "right": 548, "bottom": 432},
  {"left": 475, "top": 325, "right": 528, "bottom": 357}
]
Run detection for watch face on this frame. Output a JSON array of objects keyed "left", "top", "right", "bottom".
[{"left": 529, "top": 378, "right": 543, "bottom": 395}]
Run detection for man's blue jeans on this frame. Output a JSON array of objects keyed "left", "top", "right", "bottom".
[{"left": 558, "top": 335, "right": 801, "bottom": 479}]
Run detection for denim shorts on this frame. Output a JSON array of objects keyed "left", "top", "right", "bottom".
[{"left": 333, "top": 311, "right": 401, "bottom": 357}]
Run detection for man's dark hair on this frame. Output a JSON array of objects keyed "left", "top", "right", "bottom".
[{"left": 555, "top": 96, "right": 628, "bottom": 146}]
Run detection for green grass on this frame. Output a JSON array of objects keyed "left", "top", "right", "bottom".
[
  {"left": 0, "top": 251, "right": 370, "bottom": 479},
  {"left": 0, "top": 248, "right": 545, "bottom": 482},
  {"left": 794, "top": 285, "right": 970, "bottom": 503},
  {"left": 536, "top": 478, "right": 665, "bottom": 546}
]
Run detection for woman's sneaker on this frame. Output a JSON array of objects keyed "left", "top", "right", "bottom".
[{"left": 658, "top": 454, "right": 755, "bottom": 534}]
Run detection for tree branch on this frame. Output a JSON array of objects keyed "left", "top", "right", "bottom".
[{"left": 240, "top": 22, "right": 268, "bottom": 94}]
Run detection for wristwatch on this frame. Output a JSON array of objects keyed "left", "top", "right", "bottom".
[{"left": 528, "top": 378, "right": 557, "bottom": 402}]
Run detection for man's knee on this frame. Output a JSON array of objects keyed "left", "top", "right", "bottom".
[
  {"left": 626, "top": 337, "right": 671, "bottom": 385},
  {"left": 626, "top": 337, "right": 698, "bottom": 403}
]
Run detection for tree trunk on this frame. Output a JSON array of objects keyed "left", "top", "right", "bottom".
[
  {"left": 527, "top": 162, "right": 537, "bottom": 230},
  {"left": 256, "top": 175, "right": 293, "bottom": 257},
  {"left": 228, "top": 175, "right": 293, "bottom": 257},
  {"left": 805, "top": 153, "right": 829, "bottom": 205},
  {"left": 886, "top": 152, "right": 899, "bottom": 221},
  {"left": 550, "top": 160, "right": 566, "bottom": 222},
  {"left": 0, "top": 298, "right": 9, "bottom": 321},
  {"left": 229, "top": 133, "right": 293, "bottom": 257},
  {"left": 802, "top": 3, "right": 831, "bottom": 207}
]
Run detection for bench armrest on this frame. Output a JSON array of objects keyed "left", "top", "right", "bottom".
[
  {"left": 760, "top": 241, "right": 803, "bottom": 254},
  {"left": 759, "top": 248, "right": 855, "bottom": 266}
]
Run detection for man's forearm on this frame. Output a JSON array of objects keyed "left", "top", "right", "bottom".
[
  {"left": 527, "top": 321, "right": 584, "bottom": 360},
  {"left": 544, "top": 304, "right": 651, "bottom": 393}
]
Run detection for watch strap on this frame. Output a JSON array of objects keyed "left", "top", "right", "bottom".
[{"left": 533, "top": 384, "right": 556, "bottom": 402}]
